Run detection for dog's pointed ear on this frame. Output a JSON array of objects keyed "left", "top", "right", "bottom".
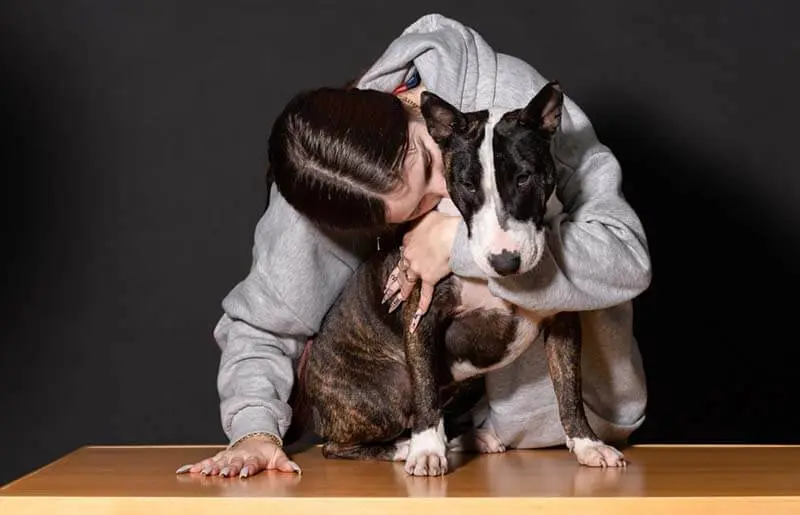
[
  {"left": 420, "top": 91, "right": 467, "bottom": 144},
  {"left": 519, "top": 81, "right": 563, "bottom": 137}
]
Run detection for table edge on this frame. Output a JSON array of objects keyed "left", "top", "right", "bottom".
[
  {"left": 74, "top": 443, "right": 800, "bottom": 450},
  {"left": 2, "top": 494, "right": 800, "bottom": 515}
]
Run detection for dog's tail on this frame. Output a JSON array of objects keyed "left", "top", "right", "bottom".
[{"left": 283, "top": 339, "right": 314, "bottom": 446}]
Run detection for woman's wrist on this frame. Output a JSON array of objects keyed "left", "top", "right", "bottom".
[{"left": 229, "top": 431, "right": 283, "bottom": 450}]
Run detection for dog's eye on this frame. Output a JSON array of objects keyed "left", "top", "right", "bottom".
[
  {"left": 517, "top": 174, "right": 531, "bottom": 187},
  {"left": 461, "top": 181, "right": 478, "bottom": 193}
]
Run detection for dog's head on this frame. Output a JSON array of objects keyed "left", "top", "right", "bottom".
[{"left": 420, "top": 81, "right": 564, "bottom": 278}]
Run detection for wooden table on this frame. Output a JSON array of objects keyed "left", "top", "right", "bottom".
[{"left": 2, "top": 445, "right": 799, "bottom": 514}]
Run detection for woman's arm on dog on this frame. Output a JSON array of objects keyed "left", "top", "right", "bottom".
[
  {"left": 449, "top": 94, "right": 652, "bottom": 312},
  {"left": 215, "top": 186, "right": 362, "bottom": 445}
]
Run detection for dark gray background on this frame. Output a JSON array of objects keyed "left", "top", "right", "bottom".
[{"left": 2, "top": 0, "right": 798, "bottom": 486}]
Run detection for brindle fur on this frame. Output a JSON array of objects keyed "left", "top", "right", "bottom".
[
  {"left": 305, "top": 247, "right": 505, "bottom": 459},
  {"left": 543, "top": 311, "right": 598, "bottom": 441}
]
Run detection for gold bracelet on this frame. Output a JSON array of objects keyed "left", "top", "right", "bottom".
[{"left": 229, "top": 431, "right": 283, "bottom": 450}]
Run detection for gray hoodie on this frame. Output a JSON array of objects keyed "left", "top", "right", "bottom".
[{"left": 214, "top": 13, "right": 651, "bottom": 448}]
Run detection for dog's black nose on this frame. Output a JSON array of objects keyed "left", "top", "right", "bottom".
[{"left": 489, "top": 251, "right": 521, "bottom": 276}]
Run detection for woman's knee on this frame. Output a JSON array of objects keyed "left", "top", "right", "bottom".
[{"left": 585, "top": 403, "right": 646, "bottom": 444}]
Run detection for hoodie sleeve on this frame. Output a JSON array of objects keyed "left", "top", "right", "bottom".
[{"left": 450, "top": 93, "right": 652, "bottom": 312}]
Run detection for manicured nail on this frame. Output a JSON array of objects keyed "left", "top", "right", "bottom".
[
  {"left": 220, "top": 467, "right": 230, "bottom": 477},
  {"left": 239, "top": 466, "right": 250, "bottom": 479},
  {"left": 175, "top": 464, "right": 192, "bottom": 474},
  {"left": 290, "top": 462, "right": 302, "bottom": 475},
  {"left": 409, "top": 312, "right": 422, "bottom": 333},
  {"left": 201, "top": 466, "right": 212, "bottom": 476},
  {"left": 388, "top": 296, "right": 403, "bottom": 313},
  {"left": 383, "top": 280, "right": 398, "bottom": 303}
]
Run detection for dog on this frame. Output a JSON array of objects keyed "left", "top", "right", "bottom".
[{"left": 294, "top": 81, "right": 626, "bottom": 476}]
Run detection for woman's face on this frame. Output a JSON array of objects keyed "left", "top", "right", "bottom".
[{"left": 384, "top": 119, "right": 448, "bottom": 224}]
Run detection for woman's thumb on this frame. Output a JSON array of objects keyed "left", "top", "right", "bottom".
[{"left": 274, "top": 451, "right": 303, "bottom": 475}]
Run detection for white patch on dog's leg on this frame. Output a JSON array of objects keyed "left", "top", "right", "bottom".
[
  {"left": 405, "top": 418, "right": 448, "bottom": 476},
  {"left": 568, "top": 437, "right": 627, "bottom": 468},
  {"left": 448, "top": 427, "right": 506, "bottom": 454},
  {"left": 392, "top": 438, "right": 410, "bottom": 461}
]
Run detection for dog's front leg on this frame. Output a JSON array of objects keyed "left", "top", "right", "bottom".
[
  {"left": 544, "top": 312, "right": 626, "bottom": 468},
  {"left": 402, "top": 285, "right": 448, "bottom": 476}
]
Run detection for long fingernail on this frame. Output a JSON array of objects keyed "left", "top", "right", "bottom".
[
  {"left": 290, "top": 462, "right": 302, "bottom": 475},
  {"left": 175, "top": 464, "right": 192, "bottom": 474},
  {"left": 388, "top": 296, "right": 403, "bottom": 313},
  {"left": 383, "top": 280, "right": 398, "bottom": 303},
  {"left": 220, "top": 467, "right": 230, "bottom": 477},
  {"left": 239, "top": 466, "right": 250, "bottom": 479},
  {"left": 201, "top": 466, "right": 212, "bottom": 476},
  {"left": 409, "top": 312, "right": 422, "bottom": 333}
]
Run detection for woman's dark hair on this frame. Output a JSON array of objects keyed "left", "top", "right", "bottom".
[{"left": 268, "top": 86, "right": 411, "bottom": 232}]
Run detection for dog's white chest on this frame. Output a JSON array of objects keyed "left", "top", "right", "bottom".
[{"left": 454, "top": 277, "right": 512, "bottom": 314}]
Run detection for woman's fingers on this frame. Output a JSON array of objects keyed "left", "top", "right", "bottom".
[
  {"left": 221, "top": 456, "right": 244, "bottom": 478},
  {"left": 387, "top": 269, "right": 419, "bottom": 313},
  {"left": 178, "top": 457, "right": 217, "bottom": 475},
  {"left": 272, "top": 449, "right": 303, "bottom": 474},
  {"left": 410, "top": 282, "right": 434, "bottom": 333},
  {"left": 398, "top": 270, "right": 417, "bottom": 301},
  {"left": 240, "top": 455, "right": 264, "bottom": 478},
  {"left": 383, "top": 267, "right": 401, "bottom": 303},
  {"left": 176, "top": 452, "right": 258, "bottom": 478},
  {"left": 201, "top": 459, "right": 221, "bottom": 476}
]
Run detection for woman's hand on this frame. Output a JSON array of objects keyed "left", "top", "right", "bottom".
[
  {"left": 175, "top": 434, "right": 301, "bottom": 478},
  {"left": 383, "top": 211, "right": 459, "bottom": 332}
]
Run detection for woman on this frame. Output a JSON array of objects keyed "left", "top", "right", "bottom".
[{"left": 176, "top": 14, "right": 651, "bottom": 478}]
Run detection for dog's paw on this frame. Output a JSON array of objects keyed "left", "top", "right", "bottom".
[
  {"left": 568, "top": 437, "right": 626, "bottom": 468},
  {"left": 405, "top": 420, "right": 448, "bottom": 476},
  {"left": 448, "top": 428, "right": 506, "bottom": 454},
  {"left": 405, "top": 451, "right": 448, "bottom": 476}
]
